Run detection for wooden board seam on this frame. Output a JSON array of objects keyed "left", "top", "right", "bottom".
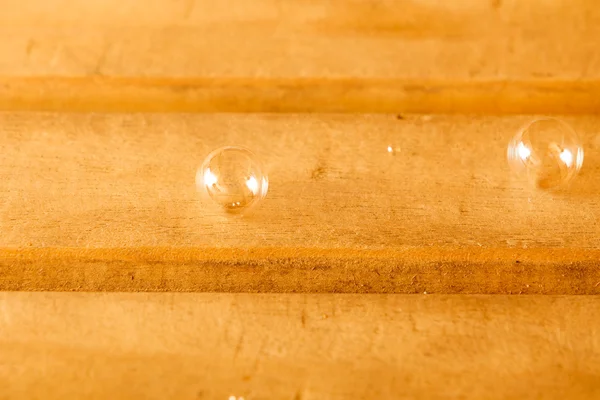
[
  {"left": 2, "top": 247, "right": 599, "bottom": 294},
  {"left": 2, "top": 77, "right": 600, "bottom": 113}
]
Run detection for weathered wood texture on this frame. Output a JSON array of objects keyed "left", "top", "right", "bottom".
[
  {"left": 2, "top": 1, "right": 599, "bottom": 396},
  {"left": 1, "top": 0, "right": 599, "bottom": 113},
  {"left": 0, "top": 293, "right": 598, "bottom": 399},
  {"left": 3, "top": 248, "right": 600, "bottom": 293},
  {"left": 1, "top": 113, "right": 599, "bottom": 292}
]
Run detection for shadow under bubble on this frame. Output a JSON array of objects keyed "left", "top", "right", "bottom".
[{"left": 555, "top": 145, "right": 600, "bottom": 199}]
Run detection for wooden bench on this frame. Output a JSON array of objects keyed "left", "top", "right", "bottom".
[{"left": 1, "top": 0, "right": 599, "bottom": 398}]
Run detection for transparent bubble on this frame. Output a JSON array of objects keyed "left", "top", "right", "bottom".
[
  {"left": 507, "top": 118, "right": 584, "bottom": 190},
  {"left": 196, "top": 146, "right": 268, "bottom": 214}
]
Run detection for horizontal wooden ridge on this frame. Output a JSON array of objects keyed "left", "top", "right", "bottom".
[
  {"left": 2, "top": 77, "right": 600, "bottom": 114},
  {"left": 1, "top": 247, "right": 599, "bottom": 293}
]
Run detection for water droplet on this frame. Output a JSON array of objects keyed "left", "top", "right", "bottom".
[
  {"left": 507, "top": 118, "right": 583, "bottom": 190},
  {"left": 196, "top": 146, "right": 268, "bottom": 214}
]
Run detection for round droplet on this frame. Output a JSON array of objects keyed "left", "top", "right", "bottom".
[
  {"left": 507, "top": 118, "right": 584, "bottom": 190},
  {"left": 196, "top": 146, "right": 268, "bottom": 214}
]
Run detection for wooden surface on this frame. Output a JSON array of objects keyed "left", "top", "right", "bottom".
[
  {"left": 2, "top": 0, "right": 600, "bottom": 396},
  {"left": 1, "top": 0, "right": 600, "bottom": 113},
  {"left": 0, "top": 293, "right": 599, "bottom": 399},
  {"left": 2, "top": 0, "right": 600, "bottom": 397},
  {"left": 2, "top": 112, "right": 600, "bottom": 292}
]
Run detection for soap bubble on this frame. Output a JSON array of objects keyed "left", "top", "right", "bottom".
[
  {"left": 507, "top": 118, "right": 584, "bottom": 190},
  {"left": 196, "top": 146, "right": 268, "bottom": 214}
]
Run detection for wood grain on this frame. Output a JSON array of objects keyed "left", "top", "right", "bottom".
[
  {"left": 1, "top": 0, "right": 599, "bottom": 113},
  {"left": 1, "top": 112, "right": 600, "bottom": 292},
  {"left": 0, "top": 293, "right": 599, "bottom": 399},
  {"left": 2, "top": 112, "right": 600, "bottom": 249},
  {"left": 2, "top": 2, "right": 599, "bottom": 396}
]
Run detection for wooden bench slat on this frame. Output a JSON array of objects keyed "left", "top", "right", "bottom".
[
  {"left": 1, "top": 0, "right": 599, "bottom": 113},
  {"left": 1, "top": 113, "right": 599, "bottom": 292},
  {"left": 1, "top": 293, "right": 599, "bottom": 399}
]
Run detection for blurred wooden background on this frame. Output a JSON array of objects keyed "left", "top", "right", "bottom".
[
  {"left": 1, "top": 0, "right": 600, "bottom": 113},
  {"left": 1, "top": 0, "right": 599, "bottom": 398}
]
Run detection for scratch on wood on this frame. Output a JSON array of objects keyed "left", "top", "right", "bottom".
[
  {"left": 184, "top": 0, "right": 196, "bottom": 19},
  {"left": 251, "top": 337, "right": 267, "bottom": 372},
  {"left": 234, "top": 334, "right": 244, "bottom": 359},
  {"left": 408, "top": 313, "right": 417, "bottom": 332},
  {"left": 93, "top": 44, "right": 112, "bottom": 76},
  {"left": 310, "top": 163, "right": 327, "bottom": 180},
  {"left": 26, "top": 40, "right": 36, "bottom": 56},
  {"left": 49, "top": 45, "right": 63, "bottom": 67}
]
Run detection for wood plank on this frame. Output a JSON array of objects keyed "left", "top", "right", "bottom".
[
  {"left": 2, "top": 112, "right": 599, "bottom": 249},
  {"left": 5, "top": 0, "right": 599, "bottom": 79},
  {"left": 1, "top": 112, "right": 599, "bottom": 292},
  {"left": 0, "top": 293, "right": 599, "bottom": 399},
  {"left": 1, "top": 0, "right": 599, "bottom": 113}
]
